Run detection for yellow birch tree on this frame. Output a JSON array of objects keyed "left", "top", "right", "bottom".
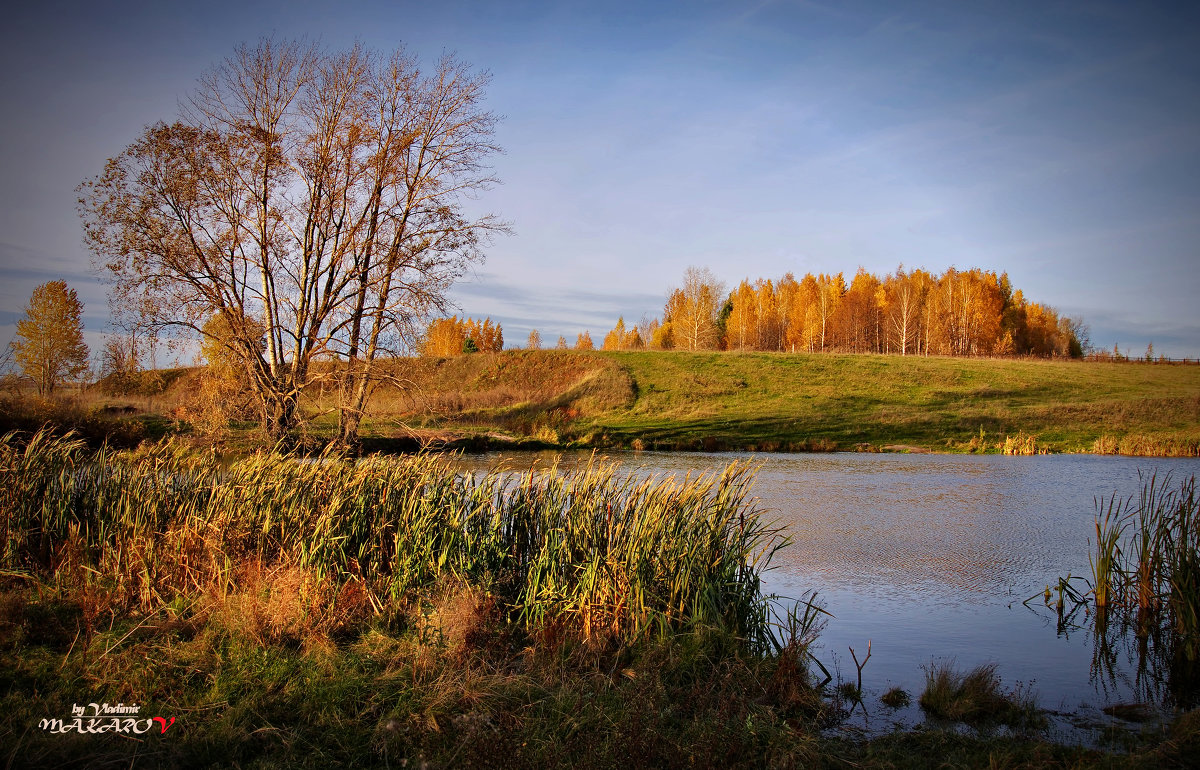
[{"left": 12, "top": 281, "right": 90, "bottom": 396}]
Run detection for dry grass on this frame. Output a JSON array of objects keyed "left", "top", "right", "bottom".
[
  {"left": 342, "top": 351, "right": 635, "bottom": 438},
  {"left": 880, "top": 686, "right": 911, "bottom": 708},
  {"left": 919, "top": 662, "right": 1043, "bottom": 729},
  {"left": 1092, "top": 433, "right": 1200, "bottom": 457},
  {"left": 207, "top": 561, "right": 373, "bottom": 653},
  {"left": 0, "top": 392, "right": 149, "bottom": 447},
  {"left": 1003, "top": 432, "right": 1047, "bottom": 455}
]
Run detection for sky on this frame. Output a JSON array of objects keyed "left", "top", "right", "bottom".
[{"left": 1, "top": 0, "right": 1198, "bottom": 361}]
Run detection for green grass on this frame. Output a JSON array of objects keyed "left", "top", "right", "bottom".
[
  {"left": 0, "top": 582, "right": 825, "bottom": 769},
  {"left": 2, "top": 579, "right": 1181, "bottom": 769},
  {"left": 594, "top": 351, "right": 1200, "bottom": 454},
  {"left": 20, "top": 350, "right": 1197, "bottom": 455},
  {"left": 351, "top": 350, "right": 1200, "bottom": 455},
  {"left": 8, "top": 578, "right": 1163, "bottom": 770}
]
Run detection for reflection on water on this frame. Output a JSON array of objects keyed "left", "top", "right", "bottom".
[
  {"left": 461, "top": 449, "right": 1200, "bottom": 743},
  {"left": 1022, "top": 595, "right": 1200, "bottom": 737}
]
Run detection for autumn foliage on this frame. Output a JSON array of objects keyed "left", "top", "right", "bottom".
[
  {"left": 424, "top": 265, "right": 1084, "bottom": 361},
  {"left": 605, "top": 265, "right": 1086, "bottom": 358},
  {"left": 11, "top": 281, "right": 90, "bottom": 395},
  {"left": 602, "top": 317, "right": 645, "bottom": 351},
  {"left": 423, "top": 316, "right": 504, "bottom": 356}
]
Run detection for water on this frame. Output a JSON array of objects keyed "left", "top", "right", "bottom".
[{"left": 461, "top": 449, "right": 1200, "bottom": 744}]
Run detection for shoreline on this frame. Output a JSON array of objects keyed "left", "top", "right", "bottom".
[{"left": 351, "top": 429, "right": 1197, "bottom": 458}]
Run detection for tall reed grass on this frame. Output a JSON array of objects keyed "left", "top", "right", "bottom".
[
  {"left": 1080, "top": 473, "right": 1200, "bottom": 661},
  {"left": 1092, "top": 434, "right": 1200, "bottom": 457},
  {"left": 1001, "top": 432, "right": 1044, "bottom": 455},
  {"left": 0, "top": 430, "right": 786, "bottom": 650},
  {"left": 1033, "top": 473, "right": 1200, "bottom": 709}
]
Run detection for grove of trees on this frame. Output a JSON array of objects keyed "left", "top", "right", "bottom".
[
  {"left": 593, "top": 265, "right": 1087, "bottom": 358},
  {"left": 79, "top": 39, "right": 506, "bottom": 443},
  {"left": 602, "top": 317, "right": 643, "bottom": 351},
  {"left": 422, "top": 316, "right": 504, "bottom": 356}
]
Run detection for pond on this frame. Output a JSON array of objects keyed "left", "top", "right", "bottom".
[{"left": 461, "top": 449, "right": 1200, "bottom": 744}]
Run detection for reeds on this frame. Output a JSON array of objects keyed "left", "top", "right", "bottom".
[
  {"left": 1002, "top": 432, "right": 1045, "bottom": 455},
  {"left": 1080, "top": 473, "right": 1200, "bottom": 659},
  {"left": 1090, "top": 492, "right": 1128, "bottom": 612},
  {"left": 0, "top": 430, "right": 786, "bottom": 650},
  {"left": 1092, "top": 434, "right": 1200, "bottom": 457}
]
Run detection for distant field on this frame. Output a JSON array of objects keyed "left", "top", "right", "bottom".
[{"left": 353, "top": 350, "right": 1200, "bottom": 455}]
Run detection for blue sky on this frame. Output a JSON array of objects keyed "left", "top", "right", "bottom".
[{"left": 1, "top": 0, "right": 1198, "bottom": 360}]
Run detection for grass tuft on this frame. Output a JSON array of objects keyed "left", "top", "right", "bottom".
[
  {"left": 1093, "top": 433, "right": 1200, "bottom": 457},
  {"left": 880, "top": 686, "right": 911, "bottom": 708},
  {"left": 918, "top": 662, "right": 1044, "bottom": 729},
  {"left": 1002, "top": 432, "right": 1044, "bottom": 455}
]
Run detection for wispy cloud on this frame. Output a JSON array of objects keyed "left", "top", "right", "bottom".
[
  {"left": 450, "top": 273, "right": 665, "bottom": 339},
  {"left": 0, "top": 0, "right": 1197, "bottom": 356}
]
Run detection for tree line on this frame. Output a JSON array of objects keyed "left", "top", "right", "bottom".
[
  {"left": 422, "top": 266, "right": 1087, "bottom": 359},
  {"left": 588, "top": 265, "right": 1088, "bottom": 358}
]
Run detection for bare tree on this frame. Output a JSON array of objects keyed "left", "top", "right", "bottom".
[
  {"left": 80, "top": 39, "right": 507, "bottom": 443},
  {"left": 98, "top": 334, "right": 141, "bottom": 394}
]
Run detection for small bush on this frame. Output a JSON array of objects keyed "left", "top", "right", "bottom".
[{"left": 96, "top": 367, "right": 187, "bottom": 397}]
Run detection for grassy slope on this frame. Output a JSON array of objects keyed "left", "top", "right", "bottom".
[
  {"left": 359, "top": 351, "right": 1200, "bottom": 453},
  {"left": 54, "top": 350, "right": 1200, "bottom": 454},
  {"left": 343, "top": 350, "right": 634, "bottom": 442},
  {"left": 592, "top": 351, "right": 1200, "bottom": 452}
]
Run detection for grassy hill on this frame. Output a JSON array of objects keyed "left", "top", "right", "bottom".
[
  {"left": 353, "top": 350, "right": 1200, "bottom": 455},
  {"left": 23, "top": 350, "right": 1194, "bottom": 454}
]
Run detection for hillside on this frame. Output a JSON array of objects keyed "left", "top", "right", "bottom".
[
  {"left": 41, "top": 350, "right": 1199, "bottom": 454},
  {"left": 354, "top": 350, "right": 1200, "bottom": 455}
]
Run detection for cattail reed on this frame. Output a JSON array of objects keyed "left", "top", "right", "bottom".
[
  {"left": 1090, "top": 492, "right": 1128, "bottom": 613},
  {"left": 0, "top": 430, "right": 786, "bottom": 650},
  {"left": 1081, "top": 472, "right": 1200, "bottom": 660}
]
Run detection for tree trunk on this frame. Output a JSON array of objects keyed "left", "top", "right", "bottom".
[{"left": 261, "top": 390, "right": 298, "bottom": 442}]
